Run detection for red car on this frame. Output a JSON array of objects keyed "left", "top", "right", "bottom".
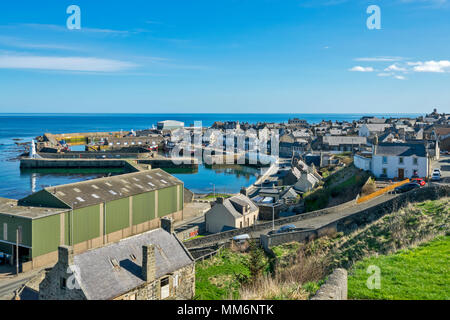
[{"left": 411, "top": 178, "right": 426, "bottom": 186}]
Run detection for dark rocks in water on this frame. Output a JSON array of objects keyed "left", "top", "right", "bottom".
[{"left": 12, "top": 138, "right": 23, "bottom": 141}]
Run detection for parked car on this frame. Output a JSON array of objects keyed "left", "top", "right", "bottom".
[
  {"left": 276, "top": 224, "right": 297, "bottom": 234},
  {"left": 411, "top": 178, "right": 426, "bottom": 186},
  {"left": 394, "top": 182, "right": 421, "bottom": 194},
  {"left": 433, "top": 168, "right": 441, "bottom": 175},
  {"left": 431, "top": 172, "right": 441, "bottom": 181},
  {"left": 232, "top": 234, "right": 250, "bottom": 244}
]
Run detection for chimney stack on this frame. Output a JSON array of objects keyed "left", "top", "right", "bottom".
[
  {"left": 161, "top": 217, "right": 174, "bottom": 234},
  {"left": 58, "top": 246, "right": 73, "bottom": 267},
  {"left": 240, "top": 187, "right": 248, "bottom": 196},
  {"left": 142, "top": 244, "right": 156, "bottom": 283}
]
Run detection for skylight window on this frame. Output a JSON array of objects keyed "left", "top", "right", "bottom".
[
  {"left": 105, "top": 182, "right": 113, "bottom": 187},
  {"left": 92, "top": 185, "right": 99, "bottom": 189},
  {"left": 135, "top": 184, "right": 144, "bottom": 189},
  {"left": 109, "top": 190, "right": 117, "bottom": 195},
  {"left": 73, "top": 188, "right": 81, "bottom": 193},
  {"left": 92, "top": 194, "right": 100, "bottom": 199},
  {"left": 148, "top": 182, "right": 155, "bottom": 187},
  {"left": 76, "top": 197, "right": 85, "bottom": 202},
  {"left": 160, "top": 179, "right": 168, "bottom": 184},
  {"left": 57, "top": 191, "right": 66, "bottom": 196}
]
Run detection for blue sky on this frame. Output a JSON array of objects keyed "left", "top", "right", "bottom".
[{"left": 0, "top": 0, "right": 449, "bottom": 113}]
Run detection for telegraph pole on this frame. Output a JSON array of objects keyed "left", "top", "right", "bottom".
[{"left": 16, "top": 229, "right": 19, "bottom": 276}]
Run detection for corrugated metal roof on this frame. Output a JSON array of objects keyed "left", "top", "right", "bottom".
[
  {"left": 72, "top": 228, "right": 193, "bottom": 300},
  {"left": 44, "top": 169, "right": 183, "bottom": 209},
  {"left": 0, "top": 197, "right": 68, "bottom": 220}
]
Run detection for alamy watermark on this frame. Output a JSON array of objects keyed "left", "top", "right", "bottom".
[
  {"left": 366, "top": 265, "right": 381, "bottom": 290},
  {"left": 168, "top": 121, "right": 280, "bottom": 166},
  {"left": 67, "top": 5, "right": 81, "bottom": 30},
  {"left": 367, "top": 5, "right": 381, "bottom": 30}
]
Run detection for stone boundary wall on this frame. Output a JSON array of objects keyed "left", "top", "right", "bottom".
[
  {"left": 260, "top": 185, "right": 449, "bottom": 249},
  {"left": 311, "top": 268, "right": 347, "bottom": 300},
  {"left": 184, "top": 197, "right": 358, "bottom": 249}
]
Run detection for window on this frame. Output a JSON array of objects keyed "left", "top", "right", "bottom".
[
  {"left": 382, "top": 168, "right": 387, "bottom": 176},
  {"left": 2, "top": 223, "right": 7, "bottom": 241},
  {"left": 382, "top": 156, "right": 388, "bottom": 164},
  {"left": 60, "top": 277, "right": 67, "bottom": 289},
  {"left": 413, "top": 157, "right": 418, "bottom": 165},
  {"left": 399, "top": 157, "right": 404, "bottom": 164},
  {"left": 160, "top": 277, "right": 170, "bottom": 299}
]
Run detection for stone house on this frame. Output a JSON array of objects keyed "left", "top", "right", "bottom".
[
  {"left": 294, "top": 172, "right": 320, "bottom": 193},
  {"left": 39, "top": 221, "right": 195, "bottom": 300},
  {"left": 355, "top": 142, "right": 429, "bottom": 179},
  {"left": 205, "top": 194, "right": 259, "bottom": 233}
]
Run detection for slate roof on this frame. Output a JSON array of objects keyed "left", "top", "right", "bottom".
[
  {"left": 375, "top": 142, "right": 427, "bottom": 157},
  {"left": 72, "top": 228, "right": 193, "bottom": 300},
  {"left": 209, "top": 194, "right": 258, "bottom": 220},
  {"left": 38, "top": 169, "right": 182, "bottom": 209}
]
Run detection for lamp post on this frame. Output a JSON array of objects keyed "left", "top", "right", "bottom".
[
  {"left": 272, "top": 205, "right": 275, "bottom": 231},
  {"left": 210, "top": 183, "right": 215, "bottom": 199}
]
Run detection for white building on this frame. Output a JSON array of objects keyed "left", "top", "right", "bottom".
[{"left": 355, "top": 142, "right": 429, "bottom": 179}]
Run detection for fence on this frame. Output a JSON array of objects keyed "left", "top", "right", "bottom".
[{"left": 356, "top": 179, "right": 410, "bottom": 204}]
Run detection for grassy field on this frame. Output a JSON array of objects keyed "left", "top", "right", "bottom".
[{"left": 348, "top": 235, "right": 450, "bottom": 300}]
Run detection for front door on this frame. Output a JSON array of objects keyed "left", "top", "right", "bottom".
[{"left": 398, "top": 168, "right": 405, "bottom": 180}]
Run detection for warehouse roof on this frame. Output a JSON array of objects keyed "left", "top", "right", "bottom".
[
  {"left": 375, "top": 142, "right": 427, "bottom": 157},
  {"left": 323, "top": 136, "right": 367, "bottom": 146},
  {"left": 21, "top": 168, "right": 183, "bottom": 210},
  {"left": 72, "top": 228, "right": 194, "bottom": 300},
  {"left": 0, "top": 197, "right": 68, "bottom": 220}
]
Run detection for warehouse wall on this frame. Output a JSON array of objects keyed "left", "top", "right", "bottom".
[
  {"left": 132, "top": 192, "right": 156, "bottom": 225},
  {"left": 105, "top": 198, "right": 130, "bottom": 234},
  {"left": 0, "top": 215, "right": 32, "bottom": 248},
  {"left": 158, "top": 186, "right": 179, "bottom": 217},
  {"left": 19, "top": 190, "right": 69, "bottom": 209},
  {"left": 32, "top": 214, "right": 60, "bottom": 258},
  {"left": 73, "top": 205, "right": 100, "bottom": 245}
]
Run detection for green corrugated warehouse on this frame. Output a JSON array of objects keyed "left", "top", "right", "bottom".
[{"left": 0, "top": 168, "right": 184, "bottom": 271}]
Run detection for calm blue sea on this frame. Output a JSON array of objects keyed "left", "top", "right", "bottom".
[{"left": 0, "top": 113, "right": 422, "bottom": 199}]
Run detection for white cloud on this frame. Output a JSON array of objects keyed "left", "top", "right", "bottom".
[
  {"left": 349, "top": 66, "right": 374, "bottom": 72},
  {"left": 0, "top": 55, "right": 137, "bottom": 72},
  {"left": 394, "top": 75, "right": 406, "bottom": 80},
  {"left": 412, "top": 60, "right": 450, "bottom": 73},
  {"left": 355, "top": 56, "right": 404, "bottom": 62},
  {"left": 384, "top": 64, "right": 407, "bottom": 72}
]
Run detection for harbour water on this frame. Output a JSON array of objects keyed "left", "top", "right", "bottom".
[{"left": 0, "top": 113, "right": 421, "bottom": 199}]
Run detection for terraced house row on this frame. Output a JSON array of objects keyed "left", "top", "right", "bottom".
[{"left": 0, "top": 168, "right": 184, "bottom": 271}]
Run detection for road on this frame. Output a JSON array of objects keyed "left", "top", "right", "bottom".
[
  {"left": 0, "top": 272, "right": 39, "bottom": 300},
  {"left": 431, "top": 155, "right": 450, "bottom": 184},
  {"left": 247, "top": 193, "right": 398, "bottom": 239}
]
